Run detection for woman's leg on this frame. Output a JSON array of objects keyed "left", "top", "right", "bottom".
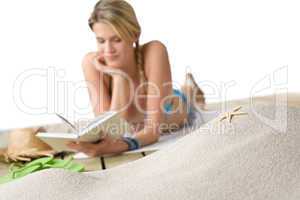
[
  {"left": 161, "top": 73, "right": 205, "bottom": 132},
  {"left": 181, "top": 73, "right": 205, "bottom": 109},
  {"left": 162, "top": 95, "right": 189, "bottom": 131}
]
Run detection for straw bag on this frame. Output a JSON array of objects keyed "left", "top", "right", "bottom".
[{"left": 0, "top": 127, "right": 56, "bottom": 163}]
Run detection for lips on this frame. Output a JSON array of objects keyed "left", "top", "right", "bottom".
[{"left": 105, "top": 55, "right": 118, "bottom": 60}]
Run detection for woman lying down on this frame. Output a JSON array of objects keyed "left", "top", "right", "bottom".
[{"left": 66, "top": 0, "right": 205, "bottom": 156}]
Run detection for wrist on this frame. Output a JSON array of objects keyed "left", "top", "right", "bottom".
[
  {"left": 111, "top": 73, "right": 127, "bottom": 82},
  {"left": 112, "top": 138, "right": 130, "bottom": 153},
  {"left": 121, "top": 137, "right": 141, "bottom": 151}
]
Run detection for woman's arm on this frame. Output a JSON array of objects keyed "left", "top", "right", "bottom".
[
  {"left": 68, "top": 41, "right": 172, "bottom": 155},
  {"left": 89, "top": 54, "right": 134, "bottom": 120},
  {"left": 109, "top": 73, "right": 133, "bottom": 120},
  {"left": 82, "top": 52, "right": 111, "bottom": 116},
  {"left": 132, "top": 40, "right": 173, "bottom": 146}
]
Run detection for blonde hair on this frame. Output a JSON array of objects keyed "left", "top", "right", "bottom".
[{"left": 89, "top": 0, "right": 146, "bottom": 86}]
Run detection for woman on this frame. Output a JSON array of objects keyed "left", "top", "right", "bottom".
[{"left": 67, "top": 0, "right": 205, "bottom": 156}]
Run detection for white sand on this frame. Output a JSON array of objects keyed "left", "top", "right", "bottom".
[{"left": 0, "top": 104, "right": 299, "bottom": 200}]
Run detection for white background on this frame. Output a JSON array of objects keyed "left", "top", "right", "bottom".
[{"left": 0, "top": 0, "right": 299, "bottom": 130}]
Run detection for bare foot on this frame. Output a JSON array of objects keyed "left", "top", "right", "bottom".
[{"left": 181, "top": 73, "right": 206, "bottom": 110}]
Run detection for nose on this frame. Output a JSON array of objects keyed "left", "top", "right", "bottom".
[{"left": 104, "top": 41, "right": 115, "bottom": 54}]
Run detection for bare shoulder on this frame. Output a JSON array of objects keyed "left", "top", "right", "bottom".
[
  {"left": 142, "top": 40, "right": 167, "bottom": 55},
  {"left": 141, "top": 40, "right": 170, "bottom": 77}
]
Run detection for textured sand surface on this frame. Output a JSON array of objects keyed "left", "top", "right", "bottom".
[{"left": 0, "top": 104, "right": 299, "bottom": 200}]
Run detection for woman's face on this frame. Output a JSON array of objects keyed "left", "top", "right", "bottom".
[{"left": 92, "top": 22, "right": 134, "bottom": 68}]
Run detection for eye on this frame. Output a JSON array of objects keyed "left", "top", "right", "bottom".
[
  {"left": 97, "top": 39, "right": 105, "bottom": 44},
  {"left": 113, "top": 37, "right": 122, "bottom": 43}
]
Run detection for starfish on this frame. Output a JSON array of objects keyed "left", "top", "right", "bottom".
[{"left": 219, "top": 106, "right": 248, "bottom": 123}]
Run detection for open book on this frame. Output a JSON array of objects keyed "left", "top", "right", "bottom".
[{"left": 36, "top": 111, "right": 132, "bottom": 152}]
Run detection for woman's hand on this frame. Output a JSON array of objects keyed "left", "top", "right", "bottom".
[
  {"left": 66, "top": 136, "right": 129, "bottom": 157},
  {"left": 92, "top": 55, "right": 126, "bottom": 78}
]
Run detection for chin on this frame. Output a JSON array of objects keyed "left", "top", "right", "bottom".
[{"left": 106, "top": 61, "right": 122, "bottom": 68}]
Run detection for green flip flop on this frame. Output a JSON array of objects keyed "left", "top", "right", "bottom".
[
  {"left": 44, "top": 157, "right": 84, "bottom": 172},
  {"left": 0, "top": 156, "right": 85, "bottom": 185},
  {"left": 0, "top": 162, "right": 42, "bottom": 184}
]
